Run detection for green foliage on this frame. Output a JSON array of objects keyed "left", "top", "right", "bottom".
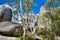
[
  {"left": 25, "top": 35, "right": 34, "bottom": 40},
  {"left": 22, "top": 0, "right": 36, "bottom": 14},
  {"left": 45, "top": 0, "right": 60, "bottom": 8},
  {"left": 6, "top": 0, "right": 36, "bottom": 15},
  {"left": 50, "top": 9, "right": 60, "bottom": 35},
  {"left": 17, "top": 34, "right": 34, "bottom": 40},
  {"left": 13, "top": 11, "right": 18, "bottom": 15},
  {"left": 36, "top": 28, "right": 43, "bottom": 36},
  {"left": 17, "top": 34, "right": 23, "bottom": 40},
  {"left": 39, "top": 8, "right": 60, "bottom": 39},
  {"left": 35, "top": 28, "right": 55, "bottom": 40},
  {"left": 16, "top": 0, "right": 20, "bottom": 4},
  {"left": 6, "top": 0, "right": 11, "bottom": 2}
]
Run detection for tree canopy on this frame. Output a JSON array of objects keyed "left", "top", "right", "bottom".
[{"left": 45, "top": 0, "right": 60, "bottom": 8}]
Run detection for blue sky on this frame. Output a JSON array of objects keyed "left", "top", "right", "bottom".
[
  {"left": 33, "top": 0, "right": 47, "bottom": 14},
  {"left": 0, "top": 0, "right": 47, "bottom": 14}
]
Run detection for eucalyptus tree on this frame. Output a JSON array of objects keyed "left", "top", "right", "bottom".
[
  {"left": 40, "top": 0, "right": 60, "bottom": 39},
  {"left": 22, "top": 0, "right": 36, "bottom": 15},
  {"left": 6, "top": 0, "right": 36, "bottom": 17},
  {"left": 6, "top": 0, "right": 36, "bottom": 39}
]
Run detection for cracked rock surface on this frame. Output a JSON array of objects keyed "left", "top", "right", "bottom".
[{"left": 0, "top": 21, "right": 23, "bottom": 36}]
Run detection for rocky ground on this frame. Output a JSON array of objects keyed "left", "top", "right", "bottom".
[{"left": 0, "top": 35, "right": 17, "bottom": 40}]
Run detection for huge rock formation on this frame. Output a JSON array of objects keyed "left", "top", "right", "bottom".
[{"left": 0, "top": 7, "right": 23, "bottom": 36}]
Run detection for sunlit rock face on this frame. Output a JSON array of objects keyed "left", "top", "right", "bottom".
[
  {"left": 40, "top": 6, "right": 51, "bottom": 16},
  {"left": 39, "top": 6, "right": 51, "bottom": 29},
  {"left": 0, "top": 7, "right": 12, "bottom": 22},
  {"left": 0, "top": 21, "right": 23, "bottom": 36},
  {"left": 40, "top": 6, "right": 46, "bottom": 14}
]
